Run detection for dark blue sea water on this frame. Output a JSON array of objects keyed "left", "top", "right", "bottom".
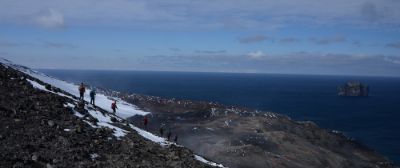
[{"left": 40, "top": 69, "right": 400, "bottom": 163}]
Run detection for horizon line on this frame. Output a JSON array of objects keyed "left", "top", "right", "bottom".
[{"left": 37, "top": 68, "right": 400, "bottom": 78}]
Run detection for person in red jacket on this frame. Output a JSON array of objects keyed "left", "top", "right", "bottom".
[
  {"left": 111, "top": 101, "right": 117, "bottom": 114},
  {"left": 143, "top": 116, "right": 148, "bottom": 130},
  {"left": 79, "top": 83, "right": 86, "bottom": 100}
]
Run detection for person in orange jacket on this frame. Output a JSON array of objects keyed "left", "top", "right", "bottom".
[{"left": 79, "top": 83, "right": 85, "bottom": 100}]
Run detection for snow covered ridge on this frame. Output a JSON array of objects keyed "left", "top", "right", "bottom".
[{"left": 0, "top": 58, "right": 225, "bottom": 168}]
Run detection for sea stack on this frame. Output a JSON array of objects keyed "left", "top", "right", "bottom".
[{"left": 338, "top": 81, "right": 369, "bottom": 96}]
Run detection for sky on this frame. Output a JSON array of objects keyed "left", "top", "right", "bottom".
[{"left": 0, "top": 0, "right": 400, "bottom": 76}]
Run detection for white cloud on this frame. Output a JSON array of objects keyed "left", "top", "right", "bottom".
[
  {"left": 384, "top": 56, "right": 400, "bottom": 64},
  {"left": 248, "top": 51, "right": 265, "bottom": 59},
  {"left": 33, "top": 9, "right": 64, "bottom": 28}
]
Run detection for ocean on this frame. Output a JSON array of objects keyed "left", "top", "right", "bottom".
[{"left": 40, "top": 69, "right": 400, "bottom": 163}]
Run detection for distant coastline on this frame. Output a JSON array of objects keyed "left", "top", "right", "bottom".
[{"left": 37, "top": 68, "right": 400, "bottom": 78}]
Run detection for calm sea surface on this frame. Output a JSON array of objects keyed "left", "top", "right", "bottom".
[{"left": 41, "top": 69, "right": 400, "bottom": 163}]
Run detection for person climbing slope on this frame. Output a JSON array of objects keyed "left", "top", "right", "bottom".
[
  {"left": 111, "top": 100, "right": 117, "bottom": 114},
  {"left": 167, "top": 130, "right": 172, "bottom": 141},
  {"left": 90, "top": 89, "right": 96, "bottom": 106},
  {"left": 174, "top": 135, "right": 178, "bottom": 143},
  {"left": 159, "top": 125, "right": 165, "bottom": 137},
  {"left": 79, "top": 83, "right": 85, "bottom": 100},
  {"left": 143, "top": 116, "right": 149, "bottom": 130}
]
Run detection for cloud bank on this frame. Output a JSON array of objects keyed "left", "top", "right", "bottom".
[{"left": 123, "top": 52, "right": 400, "bottom": 76}]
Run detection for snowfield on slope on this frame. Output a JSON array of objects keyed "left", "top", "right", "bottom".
[
  {"left": 1, "top": 58, "right": 225, "bottom": 168},
  {"left": 15, "top": 64, "right": 149, "bottom": 119}
]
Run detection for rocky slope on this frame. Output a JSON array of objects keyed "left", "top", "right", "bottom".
[
  {"left": 0, "top": 62, "right": 218, "bottom": 168},
  {"left": 108, "top": 89, "right": 397, "bottom": 168}
]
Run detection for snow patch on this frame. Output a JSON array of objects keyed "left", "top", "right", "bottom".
[
  {"left": 224, "top": 120, "right": 230, "bottom": 126},
  {"left": 194, "top": 155, "right": 225, "bottom": 167},
  {"left": 83, "top": 120, "right": 96, "bottom": 128},
  {"left": 84, "top": 108, "right": 128, "bottom": 138},
  {"left": 210, "top": 108, "right": 217, "bottom": 117},
  {"left": 264, "top": 113, "right": 277, "bottom": 118},
  {"left": 87, "top": 109, "right": 113, "bottom": 123},
  {"left": 90, "top": 153, "right": 99, "bottom": 161},
  {"left": 26, "top": 79, "right": 47, "bottom": 91},
  {"left": 28, "top": 79, "right": 75, "bottom": 100},
  {"left": 129, "top": 124, "right": 170, "bottom": 145},
  {"left": 97, "top": 122, "right": 128, "bottom": 137},
  {"left": 65, "top": 105, "right": 84, "bottom": 118},
  {"left": 64, "top": 102, "right": 74, "bottom": 108}
]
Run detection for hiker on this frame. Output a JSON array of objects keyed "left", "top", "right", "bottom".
[
  {"left": 143, "top": 116, "right": 148, "bottom": 130},
  {"left": 90, "top": 89, "right": 96, "bottom": 106},
  {"left": 79, "top": 83, "right": 85, "bottom": 100},
  {"left": 159, "top": 125, "right": 165, "bottom": 137},
  {"left": 174, "top": 135, "right": 178, "bottom": 143},
  {"left": 167, "top": 130, "right": 172, "bottom": 141},
  {"left": 111, "top": 101, "right": 117, "bottom": 114}
]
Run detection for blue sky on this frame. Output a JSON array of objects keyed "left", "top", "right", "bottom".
[{"left": 0, "top": 0, "right": 400, "bottom": 76}]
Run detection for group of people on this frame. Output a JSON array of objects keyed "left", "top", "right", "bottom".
[
  {"left": 143, "top": 116, "right": 178, "bottom": 142},
  {"left": 159, "top": 124, "right": 178, "bottom": 142},
  {"left": 78, "top": 82, "right": 178, "bottom": 143},
  {"left": 79, "top": 82, "right": 118, "bottom": 113},
  {"left": 79, "top": 83, "right": 96, "bottom": 106}
]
